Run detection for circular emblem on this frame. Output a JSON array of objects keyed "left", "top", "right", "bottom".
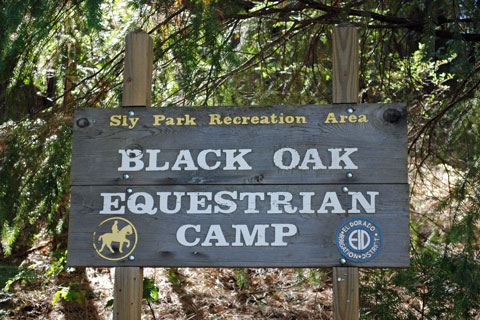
[
  {"left": 93, "top": 217, "right": 138, "bottom": 261},
  {"left": 336, "top": 217, "right": 382, "bottom": 263}
]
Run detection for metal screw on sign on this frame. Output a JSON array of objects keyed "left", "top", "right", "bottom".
[
  {"left": 123, "top": 173, "right": 130, "bottom": 180},
  {"left": 128, "top": 110, "right": 135, "bottom": 117},
  {"left": 128, "top": 255, "right": 135, "bottom": 261},
  {"left": 347, "top": 107, "right": 354, "bottom": 114},
  {"left": 339, "top": 258, "right": 347, "bottom": 265},
  {"left": 346, "top": 172, "right": 353, "bottom": 178},
  {"left": 126, "top": 188, "right": 133, "bottom": 194},
  {"left": 342, "top": 186, "right": 349, "bottom": 193}
]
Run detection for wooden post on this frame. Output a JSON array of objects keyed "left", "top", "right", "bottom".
[
  {"left": 113, "top": 30, "right": 153, "bottom": 320},
  {"left": 332, "top": 23, "right": 360, "bottom": 320},
  {"left": 332, "top": 24, "right": 358, "bottom": 104},
  {"left": 122, "top": 30, "right": 153, "bottom": 107}
]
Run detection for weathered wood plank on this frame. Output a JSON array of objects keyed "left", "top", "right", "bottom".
[
  {"left": 70, "top": 104, "right": 407, "bottom": 186},
  {"left": 67, "top": 184, "right": 409, "bottom": 267}
]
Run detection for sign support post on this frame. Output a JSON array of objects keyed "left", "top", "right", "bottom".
[
  {"left": 332, "top": 23, "right": 360, "bottom": 320},
  {"left": 113, "top": 30, "right": 153, "bottom": 320}
]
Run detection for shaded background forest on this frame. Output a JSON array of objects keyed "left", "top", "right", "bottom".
[{"left": 0, "top": 0, "right": 479, "bottom": 319}]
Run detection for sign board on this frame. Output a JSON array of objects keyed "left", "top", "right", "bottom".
[{"left": 68, "top": 104, "right": 409, "bottom": 267}]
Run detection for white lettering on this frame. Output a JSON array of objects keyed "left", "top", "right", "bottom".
[
  {"left": 176, "top": 224, "right": 201, "bottom": 246},
  {"left": 157, "top": 192, "right": 185, "bottom": 214},
  {"left": 267, "top": 192, "right": 297, "bottom": 214},
  {"left": 145, "top": 149, "right": 169, "bottom": 171},
  {"left": 201, "top": 225, "right": 229, "bottom": 246},
  {"left": 232, "top": 224, "right": 269, "bottom": 246},
  {"left": 271, "top": 224, "right": 298, "bottom": 246},
  {"left": 118, "top": 149, "right": 144, "bottom": 171},
  {"left": 214, "top": 191, "right": 237, "bottom": 213},
  {"left": 223, "top": 149, "right": 252, "bottom": 170},
  {"left": 187, "top": 192, "right": 212, "bottom": 214},
  {"left": 197, "top": 149, "right": 221, "bottom": 170},
  {"left": 171, "top": 150, "right": 199, "bottom": 171},
  {"left": 273, "top": 148, "right": 300, "bottom": 170},
  {"left": 328, "top": 148, "right": 358, "bottom": 169},
  {"left": 127, "top": 192, "right": 157, "bottom": 215},
  {"left": 299, "top": 192, "right": 315, "bottom": 213},
  {"left": 317, "top": 191, "right": 345, "bottom": 213},
  {"left": 100, "top": 193, "right": 125, "bottom": 214},
  {"left": 239, "top": 192, "right": 265, "bottom": 213},
  {"left": 298, "top": 149, "right": 327, "bottom": 169},
  {"left": 348, "top": 191, "right": 379, "bottom": 213}
]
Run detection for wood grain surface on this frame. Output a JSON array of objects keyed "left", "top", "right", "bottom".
[
  {"left": 67, "top": 184, "right": 409, "bottom": 267},
  {"left": 70, "top": 104, "right": 407, "bottom": 186}
]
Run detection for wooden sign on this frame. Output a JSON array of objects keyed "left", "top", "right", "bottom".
[{"left": 68, "top": 104, "right": 409, "bottom": 267}]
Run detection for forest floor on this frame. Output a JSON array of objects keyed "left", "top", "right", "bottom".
[{"left": 0, "top": 242, "right": 333, "bottom": 319}]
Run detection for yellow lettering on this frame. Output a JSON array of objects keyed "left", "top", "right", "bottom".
[
  {"left": 324, "top": 113, "right": 338, "bottom": 124},
  {"left": 110, "top": 115, "right": 122, "bottom": 126},
  {"left": 128, "top": 117, "right": 139, "bottom": 129},
  {"left": 209, "top": 114, "right": 222, "bottom": 125},
  {"left": 233, "top": 117, "right": 241, "bottom": 125},
  {"left": 295, "top": 116, "right": 306, "bottom": 124},
  {"left": 260, "top": 116, "right": 270, "bottom": 124},
  {"left": 223, "top": 116, "right": 232, "bottom": 125},
  {"left": 152, "top": 115, "right": 165, "bottom": 126},
  {"left": 242, "top": 116, "right": 250, "bottom": 124},
  {"left": 184, "top": 114, "right": 197, "bottom": 125},
  {"left": 358, "top": 114, "right": 368, "bottom": 123},
  {"left": 348, "top": 115, "right": 357, "bottom": 123},
  {"left": 251, "top": 116, "right": 259, "bottom": 124},
  {"left": 270, "top": 114, "right": 278, "bottom": 124},
  {"left": 339, "top": 115, "right": 347, "bottom": 123},
  {"left": 166, "top": 117, "right": 175, "bottom": 125}
]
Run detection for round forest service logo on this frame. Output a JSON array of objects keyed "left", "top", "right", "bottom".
[
  {"left": 336, "top": 217, "right": 382, "bottom": 263},
  {"left": 93, "top": 217, "right": 138, "bottom": 261}
]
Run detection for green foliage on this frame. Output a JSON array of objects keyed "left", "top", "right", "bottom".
[
  {"left": 46, "top": 250, "right": 72, "bottom": 280},
  {"left": 235, "top": 268, "right": 249, "bottom": 289},
  {"left": 84, "top": 0, "right": 105, "bottom": 31},
  {"left": 105, "top": 298, "right": 114, "bottom": 308},
  {"left": 2, "top": 261, "right": 37, "bottom": 292},
  {"left": 48, "top": 252, "right": 88, "bottom": 306},
  {"left": 295, "top": 268, "right": 327, "bottom": 288},
  {"left": 52, "top": 282, "right": 87, "bottom": 305},
  {"left": 166, "top": 268, "right": 182, "bottom": 287},
  {"left": 143, "top": 277, "right": 160, "bottom": 303},
  {"left": 0, "top": 118, "right": 71, "bottom": 254},
  {"left": 361, "top": 249, "right": 480, "bottom": 319}
]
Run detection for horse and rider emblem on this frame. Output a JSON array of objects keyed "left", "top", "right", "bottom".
[{"left": 93, "top": 217, "right": 138, "bottom": 261}]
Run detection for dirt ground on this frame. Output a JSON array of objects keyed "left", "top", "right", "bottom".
[{"left": 0, "top": 246, "right": 333, "bottom": 319}]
